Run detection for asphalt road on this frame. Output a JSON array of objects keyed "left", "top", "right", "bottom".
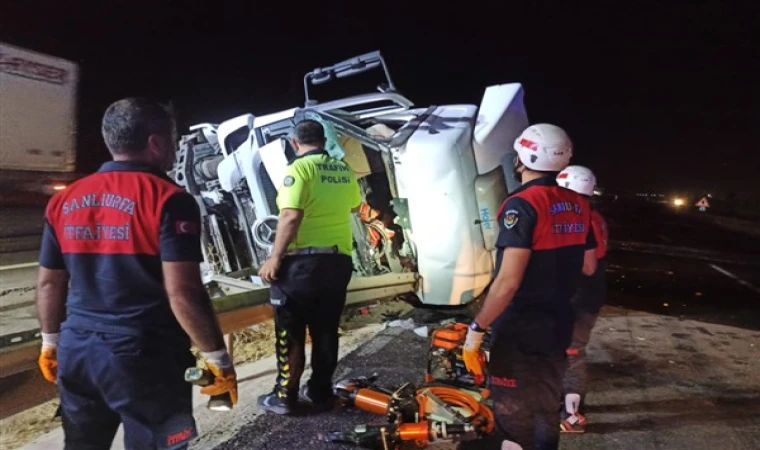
[
  {"left": 211, "top": 314, "right": 759, "bottom": 450},
  {"left": 601, "top": 200, "right": 760, "bottom": 331},
  {"left": 211, "top": 200, "right": 760, "bottom": 450},
  {"left": 7, "top": 199, "right": 760, "bottom": 450},
  {"left": 607, "top": 202, "right": 760, "bottom": 256}
]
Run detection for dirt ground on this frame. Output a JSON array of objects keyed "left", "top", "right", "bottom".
[
  {"left": 0, "top": 297, "right": 414, "bottom": 450},
  {"left": 0, "top": 402, "right": 60, "bottom": 450}
]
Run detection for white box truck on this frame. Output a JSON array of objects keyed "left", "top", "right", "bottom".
[{"left": 0, "top": 42, "right": 79, "bottom": 197}]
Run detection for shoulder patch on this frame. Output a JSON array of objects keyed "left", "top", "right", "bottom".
[
  {"left": 504, "top": 209, "right": 519, "bottom": 229},
  {"left": 175, "top": 220, "right": 200, "bottom": 235},
  {"left": 283, "top": 175, "right": 295, "bottom": 187}
]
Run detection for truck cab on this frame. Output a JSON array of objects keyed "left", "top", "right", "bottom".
[{"left": 171, "top": 51, "right": 530, "bottom": 306}]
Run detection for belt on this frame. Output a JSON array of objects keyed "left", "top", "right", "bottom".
[{"left": 286, "top": 245, "right": 340, "bottom": 256}]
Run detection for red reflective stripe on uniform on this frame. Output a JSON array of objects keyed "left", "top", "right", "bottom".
[
  {"left": 510, "top": 186, "right": 591, "bottom": 251},
  {"left": 46, "top": 171, "right": 185, "bottom": 256},
  {"left": 591, "top": 210, "right": 608, "bottom": 259},
  {"left": 496, "top": 198, "right": 509, "bottom": 221},
  {"left": 566, "top": 348, "right": 580, "bottom": 356}
]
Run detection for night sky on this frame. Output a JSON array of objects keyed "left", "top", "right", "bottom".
[{"left": 2, "top": 0, "right": 758, "bottom": 196}]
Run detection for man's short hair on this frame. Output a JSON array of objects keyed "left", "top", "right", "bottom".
[
  {"left": 292, "top": 119, "right": 326, "bottom": 147},
  {"left": 101, "top": 98, "right": 175, "bottom": 154}
]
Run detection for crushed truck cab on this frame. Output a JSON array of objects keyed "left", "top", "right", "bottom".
[{"left": 170, "top": 51, "right": 529, "bottom": 306}]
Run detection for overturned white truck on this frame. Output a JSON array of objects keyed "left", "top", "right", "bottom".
[{"left": 170, "top": 51, "right": 529, "bottom": 308}]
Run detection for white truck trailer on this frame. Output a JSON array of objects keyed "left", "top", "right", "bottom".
[{"left": 0, "top": 42, "right": 80, "bottom": 197}]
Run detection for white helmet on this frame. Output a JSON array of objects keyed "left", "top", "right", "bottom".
[
  {"left": 557, "top": 165, "right": 596, "bottom": 196},
  {"left": 513, "top": 124, "right": 573, "bottom": 171}
]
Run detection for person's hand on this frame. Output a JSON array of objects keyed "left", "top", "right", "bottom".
[
  {"left": 258, "top": 257, "right": 281, "bottom": 283},
  {"left": 200, "top": 349, "right": 238, "bottom": 406},
  {"left": 463, "top": 324, "right": 485, "bottom": 377},
  {"left": 39, "top": 348, "right": 57, "bottom": 383},
  {"left": 201, "top": 362, "right": 238, "bottom": 406},
  {"left": 38, "top": 333, "right": 59, "bottom": 384}
]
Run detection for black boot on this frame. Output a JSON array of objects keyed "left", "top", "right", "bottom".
[{"left": 299, "top": 384, "right": 335, "bottom": 413}]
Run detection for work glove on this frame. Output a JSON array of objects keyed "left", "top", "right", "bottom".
[
  {"left": 463, "top": 324, "right": 485, "bottom": 377},
  {"left": 38, "top": 332, "right": 59, "bottom": 384},
  {"left": 200, "top": 349, "right": 238, "bottom": 406}
]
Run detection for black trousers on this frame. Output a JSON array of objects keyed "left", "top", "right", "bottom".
[
  {"left": 58, "top": 328, "right": 196, "bottom": 450},
  {"left": 462, "top": 345, "right": 567, "bottom": 450},
  {"left": 269, "top": 253, "right": 353, "bottom": 401}
]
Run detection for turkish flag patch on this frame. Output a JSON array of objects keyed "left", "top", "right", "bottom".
[{"left": 175, "top": 221, "right": 200, "bottom": 235}]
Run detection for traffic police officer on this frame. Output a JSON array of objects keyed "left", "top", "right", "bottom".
[
  {"left": 462, "top": 124, "right": 598, "bottom": 450},
  {"left": 36, "top": 98, "right": 237, "bottom": 450},
  {"left": 556, "top": 165, "right": 609, "bottom": 433},
  {"left": 257, "top": 119, "right": 361, "bottom": 415}
]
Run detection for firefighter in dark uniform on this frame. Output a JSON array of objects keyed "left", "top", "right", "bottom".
[
  {"left": 556, "top": 165, "right": 609, "bottom": 433},
  {"left": 36, "top": 98, "right": 237, "bottom": 450},
  {"left": 462, "top": 124, "right": 598, "bottom": 450},
  {"left": 257, "top": 119, "right": 361, "bottom": 415}
]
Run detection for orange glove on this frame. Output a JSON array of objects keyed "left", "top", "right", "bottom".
[
  {"left": 200, "top": 362, "right": 238, "bottom": 406},
  {"left": 39, "top": 347, "right": 58, "bottom": 384},
  {"left": 463, "top": 325, "right": 485, "bottom": 377}
]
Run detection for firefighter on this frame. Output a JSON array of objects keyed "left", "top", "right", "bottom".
[
  {"left": 257, "top": 119, "right": 361, "bottom": 415},
  {"left": 36, "top": 98, "right": 237, "bottom": 450},
  {"left": 556, "top": 165, "right": 609, "bottom": 433},
  {"left": 461, "top": 124, "right": 598, "bottom": 450}
]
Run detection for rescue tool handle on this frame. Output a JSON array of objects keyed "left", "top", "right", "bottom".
[{"left": 184, "top": 367, "right": 233, "bottom": 411}]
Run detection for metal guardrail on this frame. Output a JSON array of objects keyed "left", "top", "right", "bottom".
[
  {"left": 5, "top": 239, "right": 756, "bottom": 355},
  {"left": 0, "top": 329, "right": 41, "bottom": 349},
  {"left": 0, "top": 272, "right": 417, "bottom": 378},
  {"left": 0, "top": 235, "right": 41, "bottom": 253}
]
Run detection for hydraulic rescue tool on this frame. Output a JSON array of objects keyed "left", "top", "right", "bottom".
[
  {"left": 326, "top": 422, "right": 478, "bottom": 449},
  {"left": 184, "top": 367, "right": 233, "bottom": 411},
  {"left": 326, "top": 374, "right": 494, "bottom": 449},
  {"left": 426, "top": 322, "right": 491, "bottom": 390},
  {"left": 323, "top": 322, "right": 495, "bottom": 450}
]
